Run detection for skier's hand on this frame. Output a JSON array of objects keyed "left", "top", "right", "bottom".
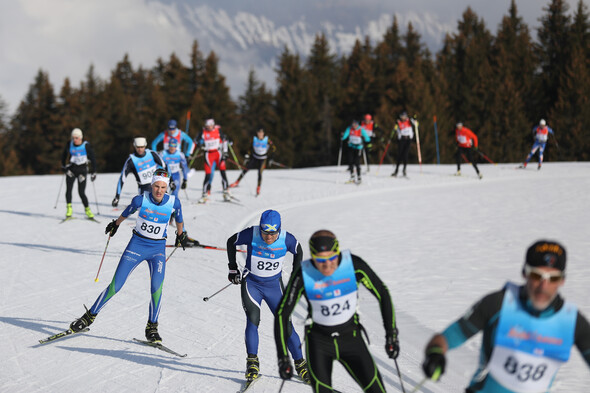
[
  {"left": 170, "top": 181, "right": 176, "bottom": 191},
  {"left": 228, "top": 270, "right": 241, "bottom": 285},
  {"left": 181, "top": 179, "right": 187, "bottom": 189},
  {"left": 385, "top": 328, "right": 400, "bottom": 359},
  {"left": 62, "top": 166, "right": 74, "bottom": 177},
  {"left": 175, "top": 231, "right": 188, "bottom": 250},
  {"left": 91, "top": 173, "right": 97, "bottom": 182},
  {"left": 111, "top": 196, "right": 119, "bottom": 207},
  {"left": 105, "top": 219, "right": 119, "bottom": 236},
  {"left": 366, "top": 143, "right": 373, "bottom": 151},
  {"left": 277, "top": 357, "right": 293, "bottom": 380},
  {"left": 422, "top": 346, "right": 445, "bottom": 381}
]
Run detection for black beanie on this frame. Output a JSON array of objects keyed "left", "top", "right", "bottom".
[{"left": 525, "top": 240, "right": 566, "bottom": 271}]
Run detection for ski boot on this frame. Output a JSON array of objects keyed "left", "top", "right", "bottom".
[
  {"left": 85, "top": 206, "right": 94, "bottom": 219},
  {"left": 454, "top": 170, "right": 461, "bottom": 176},
  {"left": 70, "top": 306, "right": 96, "bottom": 332},
  {"left": 538, "top": 163, "right": 542, "bottom": 170},
  {"left": 478, "top": 173, "right": 483, "bottom": 179},
  {"left": 256, "top": 186, "right": 260, "bottom": 196},
  {"left": 223, "top": 190, "right": 232, "bottom": 201},
  {"left": 145, "top": 321, "right": 162, "bottom": 343},
  {"left": 229, "top": 179, "right": 240, "bottom": 188},
  {"left": 198, "top": 191, "right": 210, "bottom": 204},
  {"left": 66, "top": 203, "right": 73, "bottom": 217},
  {"left": 522, "top": 162, "right": 528, "bottom": 168},
  {"left": 391, "top": 170, "right": 398, "bottom": 177},
  {"left": 294, "top": 358, "right": 311, "bottom": 384},
  {"left": 355, "top": 177, "right": 362, "bottom": 185},
  {"left": 245, "top": 354, "right": 260, "bottom": 381},
  {"left": 403, "top": 169, "right": 407, "bottom": 177}
]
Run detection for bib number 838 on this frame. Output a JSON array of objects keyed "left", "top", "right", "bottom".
[{"left": 504, "top": 356, "right": 547, "bottom": 381}]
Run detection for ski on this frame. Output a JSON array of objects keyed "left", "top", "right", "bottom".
[
  {"left": 132, "top": 338, "right": 187, "bottom": 358},
  {"left": 239, "top": 375, "right": 262, "bottom": 392},
  {"left": 39, "top": 327, "right": 89, "bottom": 344},
  {"left": 59, "top": 217, "right": 76, "bottom": 223},
  {"left": 87, "top": 217, "right": 100, "bottom": 223}
]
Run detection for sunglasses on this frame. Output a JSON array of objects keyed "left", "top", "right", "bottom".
[
  {"left": 153, "top": 169, "right": 170, "bottom": 178},
  {"left": 312, "top": 252, "right": 339, "bottom": 263},
  {"left": 261, "top": 230, "right": 279, "bottom": 236},
  {"left": 525, "top": 266, "right": 564, "bottom": 283}
]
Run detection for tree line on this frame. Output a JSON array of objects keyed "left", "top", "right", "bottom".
[{"left": 0, "top": 0, "right": 588, "bottom": 176}]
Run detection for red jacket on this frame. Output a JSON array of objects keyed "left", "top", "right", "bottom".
[{"left": 456, "top": 127, "right": 478, "bottom": 148}]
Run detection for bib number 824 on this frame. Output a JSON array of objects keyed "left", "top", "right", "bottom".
[
  {"left": 321, "top": 300, "right": 351, "bottom": 316},
  {"left": 504, "top": 356, "right": 547, "bottom": 382}
]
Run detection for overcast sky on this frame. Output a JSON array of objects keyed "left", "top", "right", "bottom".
[{"left": 0, "top": 0, "right": 580, "bottom": 115}]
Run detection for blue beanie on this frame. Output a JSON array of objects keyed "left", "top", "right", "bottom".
[
  {"left": 168, "top": 119, "right": 177, "bottom": 129},
  {"left": 260, "top": 210, "right": 281, "bottom": 233}
]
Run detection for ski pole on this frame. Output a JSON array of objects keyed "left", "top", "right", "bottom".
[
  {"left": 92, "top": 179, "right": 100, "bottom": 215},
  {"left": 409, "top": 377, "right": 428, "bottom": 393},
  {"left": 377, "top": 141, "right": 391, "bottom": 175},
  {"left": 165, "top": 243, "right": 247, "bottom": 253},
  {"left": 477, "top": 149, "right": 495, "bottom": 165},
  {"left": 166, "top": 246, "right": 179, "bottom": 262},
  {"left": 278, "top": 379, "right": 286, "bottom": 392},
  {"left": 228, "top": 158, "right": 247, "bottom": 170},
  {"left": 336, "top": 139, "right": 343, "bottom": 183},
  {"left": 394, "top": 359, "right": 407, "bottom": 393},
  {"left": 362, "top": 147, "right": 369, "bottom": 173},
  {"left": 203, "top": 270, "right": 249, "bottom": 301},
  {"left": 183, "top": 189, "right": 190, "bottom": 202},
  {"left": 414, "top": 116, "right": 422, "bottom": 173},
  {"left": 433, "top": 116, "right": 440, "bottom": 165},
  {"left": 53, "top": 175, "right": 65, "bottom": 209},
  {"left": 94, "top": 236, "right": 111, "bottom": 282}
]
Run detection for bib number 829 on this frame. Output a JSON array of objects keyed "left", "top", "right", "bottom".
[
  {"left": 504, "top": 356, "right": 547, "bottom": 382},
  {"left": 257, "top": 261, "right": 279, "bottom": 271}
]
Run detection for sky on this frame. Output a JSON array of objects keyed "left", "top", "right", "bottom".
[
  {"left": 0, "top": 0, "right": 581, "bottom": 115},
  {"left": 1, "top": 161, "right": 589, "bottom": 392}
]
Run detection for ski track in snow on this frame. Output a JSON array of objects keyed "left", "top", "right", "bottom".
[{"left": 1, "top": 162, "right": 589, "bottom": 392}]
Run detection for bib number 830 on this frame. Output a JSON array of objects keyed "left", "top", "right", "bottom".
[
  {"left": 321, "top": 300, "right": 351, "bottom": 316},
  {"left": 140, "top": 222, "right": 161, "bottom": 235},
  {"left": 504, "top": 356, "right": 547, "bottom": 381},
  {"left": 257, "top": 261, "right": 279, "bottom": 271}
]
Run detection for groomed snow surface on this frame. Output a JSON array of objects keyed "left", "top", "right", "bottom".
[{"left": 1, "top": 162, "right": 589, "bottom": 392}]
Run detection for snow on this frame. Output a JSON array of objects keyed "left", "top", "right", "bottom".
[{"left": 1, "top": 162, "right": 589, "bottom": 392}]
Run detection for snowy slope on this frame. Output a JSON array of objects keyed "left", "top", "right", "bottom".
[{"left": 1, "top": 162, "right": 589, "bottom": 392}]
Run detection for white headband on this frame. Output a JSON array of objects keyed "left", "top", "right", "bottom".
[{"left": 151, "top": 175, "right": 170, "bottom": 186}]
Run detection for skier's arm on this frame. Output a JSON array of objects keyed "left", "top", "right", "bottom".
[
  {"left": 285, "top": 233, "right": 303, "bottom": 272},
  {"left": 574, "top": 311, "right": 590, "bottom": 368},
  {"left": 173, "top": 196, "right": 184, "bottom": 226},
  {"left": 274, "top": 266, "right": 306, "bottom": 359},
  {"left": 341, "top": 127, "right": 350, "bottom": 140},
  {"left": 361, "top": 128, "right": 371, "bottom": 143},
  {"left": 226, "top": 227, "right": 252, "bottom": 270},
  {"left": 115, "top": 157, "right": 133, "bottom": 196},
  {"left": 179, "top": 153, "right": 189, "bottom": 179},
  {"left": 85, "top": 142, "right": 97, "bottom": 173},
  {"left": 151, "top": 132, "right": 164, "bottom": 151},
  {"left": 151, "top": 150, "right": 166, "bottom": 170},
  {"left": 120, "top": 195, "right": 143, "bottom": 220},
  {"left": 61, "top": 143, "right": 70, "bottom": 167},
  {"left": 352, "top": 255, "right": 396, "bottom": 333},
  {"left": 181, "top": 132, "right": 194, "bottom": 155}
]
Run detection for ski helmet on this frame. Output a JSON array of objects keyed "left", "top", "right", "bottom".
[
  {"left": 168, "top": 119, "right": 177, "bottom": 129},
  {"left": 134, "top": 137, "right": 148, "bottom": 148},
  {"left": 260, "top": 209, "right": 281, "bottom": 234},
  {"left": 205, "top": 119, "right": 215, "bottom": 127},
  {"left": 71, "top": 128, "right": 83, "bottom": 139},
  {"left": 364, "top": 114, "right": 372, "bottom": 121},
  {"left": 524, "top": 240, "right": 566, "bottom": 273},
  {"left": 168, "top": 138, "right": 178, "bottom": 148},
  {"left": 539, "top": 119, "right": 546, "bottom": 126}
]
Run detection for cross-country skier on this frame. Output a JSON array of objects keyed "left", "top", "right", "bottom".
[
  {"left": 151, "top": 119, "right": 194, "bottom": 156},
  {"left": 275, "top": 230, "right": 399, "bottom": 392},
  {"left": 112, "top": 137, "right": 166, "bottom": 208},
  {"left": 422, "top": 240, "right": 590, "bottom": 392},
  {"left": 390, "top": 111, "right": 417, "bottom": 177},
  {"left": 226, "top": 210, "right": 310, "bottom": 384},
  {"left": 455, "top": 122, "right": 482, "bottom": 179},
  {"left": 194, "top": 119, "right": 231, "bottom": 202},
  {"left": 341, "top": 120, "right": 370, "bottom": 184},
  {"left": 68, "top": 169, "right": 190, "bottom": 342},
  {"left": 520, "top": 119, "right": 555, "bottom": 170},
  {"left": 159, "top": 138, "right": 188, "bottom": 198},
  {"left": 60, "top": 128, "right": 97, "bottom": 219},
  {"left": 229, "top": 127, "right": 276, "bottom": 196}
]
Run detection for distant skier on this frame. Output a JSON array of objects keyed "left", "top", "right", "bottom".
[
  {"left": 60, "top": 128, "right": 97, "bottom": 219},
  {"left": 455, "top": 122, "right": 482, "bottom": 179},
  {"left": 229, "top": 127, "right": 276, "bottom": 196},
  {"left": 194, "top": 119, "right": 231, "bottom": 202},
  {"left": 275, "top": 230, "right": 399, "bottom": 392},
  {"left": 341, "top": 120, "right": 370, "bottom": 184},
  {"left": 151, "top": 119, "right": 194, "bottom": 156},
  {"left": 112, "top": 137, "right": 166, "bottom": 208},
  {"left": 68, "top": 168, "right": 190, "bottom": 343},
  {"left": 520, "top": 119, "right": 555, "bottom": 170},
  {"left": 391, "top": 111, "right": 417, "bottom": 177},
  {"left": 159, "top": 138, "right": 188, "bottom": 198},
  {"left": 226, "top": 210, "right": 310, "bottom": 384},
  {"left": 422, "top": 240, "right": 590, "bottom": 392}
]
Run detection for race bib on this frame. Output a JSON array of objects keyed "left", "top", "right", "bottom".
[
  {"left": 137, "top": 166, "right": 156, "bottom": 185},
  {"left": 309, "top": 292, "right": 357, "bottom": 326}
]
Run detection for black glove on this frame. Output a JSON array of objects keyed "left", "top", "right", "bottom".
[
  {"left": 228, "top": 269, "right": 241, "bottom": 285},
  {"left": 175, "top": 231, "right": 188, "bottom": 250},
  {"left": 170, "top": 181, "right": 176, "bottom": 191},
  {"left": 62, "top": 166, "right": 74, "bottom": 177},
  {"left": 181, "top": 179, "right": 187, "bottom": 189},
  {"left": 90, "top": 173, "right": 97, "bottom": 182},
  {"left": 366, "top": 143, "right": 373, "bottom": 151},
  {"left": 422, "top": 346, "right": 446, "bottom": 381},
  {"left": 105, "top": 219, "right": 119, "bottom": 236},
  {"left": 385, "top": 328, "right": 400, "bottom": 359},
  {"left": 277, "top": 356, "right": 293, "bottom": 380},
  {"left": 112, "top": 196, "right": 119, "bottom": 207},
  {"left": 222, "top": 151, "right": 228, "bottom": 160}
]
